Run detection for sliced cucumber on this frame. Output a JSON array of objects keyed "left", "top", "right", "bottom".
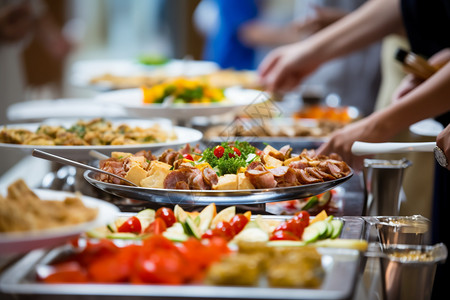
[
  {"left": 86, "top": 226, "right": 110, "bottom": 239},
  {"left": 318, "top": 191, "right": 331, "bottom": 206},
  {"left": 267, "top": 240, "right": 306, "bottom": 247},
  {"left": 174, "top": 205, "right": 188, "bottom": 223},
  {"left": 107, "top": 223, "right": 116, "bottom": 233},
  {"left": 136, "top": 209, "right": 155, "bottom": 230},
  {"left": 185, "top": 216, "right": 202, "bottom": 239},
  {"left": 232, "top": 227, "right": 269, "bottom": 243},
  {"left": 307, "top": 220, "right": 329, "bottom": 239},
  {"left": 163, "top": 231, "right": 189, "bottom": 242},
  {"left": 198, "top": 203, "right": 216, "bottom": 234},
  {"left": 302, "top": 226, "right": 321, "bottom": 243},
  {"left": 166, "top": 222, "right": 186, "bottom": 235},
  {"left": 302, "top": 196, "right": 319, "bottom": 210},
  {"left": 114, "top": 216, "right": 130, "bottom": 230},
  {"left": 330, "top": 219, "right": 344, "bottom": 239},
  {"left": 106, "top": 232, "right": 141, "bottom": 240}
]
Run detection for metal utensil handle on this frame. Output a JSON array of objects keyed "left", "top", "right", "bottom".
[
  {"left": 351, "top": 141, "right": 436, "bottom": 156},
  {"left": 32, "top": 149, "right": 138, "bottom": 187}
]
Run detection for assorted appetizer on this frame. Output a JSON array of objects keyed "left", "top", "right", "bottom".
[
  {"left": 86, "top": 204, "right": 346, "bottom": 247},
  {"left": 141, "top": 78, "right": 226, "bottom": 105},
  {"left": 0, "top": 118, "right": 176, "bottom": 146},
  {"left": 38, "top": 204, "right": 367, "bottom": 286},
  {"left": 96, "top": 141, "right": 351, "bottom": 190}
]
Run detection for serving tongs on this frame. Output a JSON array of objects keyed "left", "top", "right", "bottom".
[
  {"left": 32, "top": 149, "right": 138, "bottom": 187},
  {"left": 351, "top": 141, "right": 436, "bottom": 156}
]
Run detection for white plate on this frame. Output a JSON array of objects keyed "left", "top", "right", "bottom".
[
  {"left": 94, "top": 87, "right": 271, "bottom": 120},
  {"left": 409, "top": 118, "right": 444, "bottom": 137},
  {"left": 70, "top": 59, "right": 220, "bottom": 90},
  {"left": 0, "top": 118, "right": 203, "bottom": 160},
  {"left": 0, "top": 189, "right": 119, "bottom": 254},
  {"left": 7, "top": 98, "right": 127, "bottom": 122}
]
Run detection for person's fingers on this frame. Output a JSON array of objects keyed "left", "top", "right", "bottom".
[{"left": 258, "top": 50, "right": 281, "bottom": 79}]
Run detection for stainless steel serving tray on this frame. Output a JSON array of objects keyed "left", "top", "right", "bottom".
[
  {"left": 83, "top": 169, "right": 353, "bottom": 205},
  {"left": 0, "top": 217, "right": 365, "bottom": 300}
]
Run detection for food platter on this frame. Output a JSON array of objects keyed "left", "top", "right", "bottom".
[
  {"left": 0, "top": 214, "right": 365, "bottom": 300},
  {"left": 83, "top": 169, "right": 353, "bottom": 205},
  {"left": 94, "top": 86, "right": 270, "bottom": 120},
  {"left": 0, "top": 118, "right": 203, "bottom": 160},
  {"left": 0, "top": 189, "right": 119, "bottom": 255},
  {"left": 70, "top": 58, "right": 220, "bottom": 91}
]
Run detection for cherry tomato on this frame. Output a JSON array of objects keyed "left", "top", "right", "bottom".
[
  {"left": 255, "top": 149, "right": 263, "bottom": 156},
  {"left": 215, "top": 221, "right": 235, "bottom": 240},
  {"left": 230, "top": 214, "right": 248, "bottom": 234},
  {"left": 270, "top": 230, "right": 300, "bottom": 241},
  {"left": 228, "top": 146, "right": 241, "bottom": 158},
  {"left": 274, "top": 220, "right": 300, "bottom": 238},
  {"left": 118, "top": 216, "right": 142, "bottom": 234},
  {"left": 183, "top": 153, "right": 194, "bottom": 161},
  {"left": 38, "top": 261, "right": 88, "bottom": 283},
  {"left": 294, "top": 210, "right": 310, "bottom": 227},
  {"left": 155, "top": 207, "right": 176, "bottom": 227},
  {"left": 144, "top": 217, "right": 167, "bottom": 235},
  {"left": 213, "top": 145, "right": 225, "bottom": 158}
]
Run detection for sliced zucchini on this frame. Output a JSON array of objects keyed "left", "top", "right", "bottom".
[
  {"left": 166, "top": 222, "right": 186, "bottom": 235},
  {"left": 174, "top": 205, "right": 188, "bottom": 223},
  {"left": 307, "top": 220, "right": 329, "bottom": 239},
  {"left": 185, "top": 215, "right": 202, "bottom": 239},
  {"left": 232, "top": 227, "right": 269, "bottom": 243},
  {"left": 330, "top": 219, "right": 344, "bottom": 239},
  {"left": 317, "top": 191, "right": 331, "bottom": 206},
  {"left": 198, "top": 203, "right": 216, "bottom": 234},
  {"left": 163, "top": 231, "right": 189, "bottom": 242},
  {"left": 107, "top": 223, "right": 116, "bottom": 233},
  {"left": 86, "top": 226, "right": 110, "bottom": 239},
  {"left": 135, "top": 209, "right": 155, "bottom": 230},
  {"left": 302, "top": 196, "right": 319, "bottom": 210},
  {"left": 302, "top": 226, "right": 321, "bottom": 243},
  {"left": 114, "top": 216, "right": 130, "bottom": 230}
]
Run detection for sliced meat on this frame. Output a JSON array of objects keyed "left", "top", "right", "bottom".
[
  {"left": 247, "top": 161, "right": 266, "bottom": 172},
  {"left": 279, "top": 145, "right": 292, "bottom": 159},
  {"left": 158, "top": 149, "right": 181, "bottom": 166},
  {"left": 295, "top": 169, "right": 323, "bottom": 185},
  {"left": 202, "top": 167, "right": 219, "bottom": 186},
  {"left": 245, "top": 169, "right": 277, "bottom": 189},
  {"left": 98, "top": 158, "right": 126, "bottom": 184},
  {"left": 163, "top": 166, "right": 210, "bottom": 190},
  {"left": 269, "top": 166, "right": 298, "bottom": 187},
  {"left": 288, "top": 159, "right": 309, "bottom": 170},
  {"left": 179, "top": 143, "right": 191, "bottom": 155},
  {"left": 134, "top": 150, "right": 156, "bottom": 161},
  {"left": 305, "top": 167, "right": 324, "bottom": 182},
  {"left": 317, "top": 160, "right": 351, "bottom": 178}
]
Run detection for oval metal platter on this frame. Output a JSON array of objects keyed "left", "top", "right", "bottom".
[{"left": 83, "top": 169, "right": 353, "bottom": 205}]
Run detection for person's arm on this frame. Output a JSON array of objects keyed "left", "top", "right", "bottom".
[
  {"left": 317, "top": 58, "right": 450, "bottom": 169},
  {"left": 258, "top": 0, "right": 404, "bottom": 92}
]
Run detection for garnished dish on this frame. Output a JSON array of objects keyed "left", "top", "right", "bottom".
[
  {"left": 142, "top": 78, "right": 226, "bottom": 105},
  {"left": 95, "top": 142, "right": 351, "bottom": 190},
  {"left": 33, "top": 203, "right": 366, "bottom": 287},
  {"left": 0, "top": 118, "right": 175, "bottom": 146}
]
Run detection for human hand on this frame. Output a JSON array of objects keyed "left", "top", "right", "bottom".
[
  {"left": 258, "top": 41, "right": 321, "bottom": 92},
  {"left": 393, "top": 48, "right": 450, "bottom": 102},
  {"left": 316, "top": 115, "right": 392, "bottom": 170},
  {"left": 0, "top": 2, "right": 34, "bottom": 43},
  {"left": 436, "top": 124, "right": 450, "bottom": 171}
]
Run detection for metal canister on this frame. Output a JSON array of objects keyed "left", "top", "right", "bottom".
[{"left": 362, "top": 159, "right": 412, "bottom": 216}]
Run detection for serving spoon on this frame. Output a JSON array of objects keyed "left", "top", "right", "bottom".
[
  {"left": 351, "top": 141, "right": 436, "bottom": 156},
  {"left": 32, "top": 149, "right": 138, "bottom": 187}
]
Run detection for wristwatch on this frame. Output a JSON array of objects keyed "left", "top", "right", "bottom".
[{"left": 434, "top": 146, "right": 449, "bottom": 168}]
